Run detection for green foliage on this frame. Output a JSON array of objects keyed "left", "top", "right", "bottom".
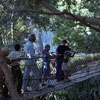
[
  {"left": 64, "top": 76, "right": 100, "bottom": 100},
  {"left": 0, "top": 0, "right": 100, "bottom": 99},
  {"left": 0, "top": 0, "right": 100, "bottom": 49},
  {"left": 69, "top": 53, "right": 100, "bottom": 73},
  {"left": 50, "top": 0, "right": 100, "bottom": 52}
]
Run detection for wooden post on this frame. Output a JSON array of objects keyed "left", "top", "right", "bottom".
[{"left": 0, "top": 52, "right": 21, "bottom": 100}]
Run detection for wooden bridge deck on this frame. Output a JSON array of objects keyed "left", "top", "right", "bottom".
[{"left": 22, "top": 61, "right": 100, "bottom": 100}]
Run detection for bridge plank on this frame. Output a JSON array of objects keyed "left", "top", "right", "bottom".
[{"left": 22, "top": 64, "right": 100, "bottom": 100}]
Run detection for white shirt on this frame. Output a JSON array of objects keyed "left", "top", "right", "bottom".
[
  {"left": 8, "top": 51, "right": 22, "bottom": 66},
  {"left": 24, "top": 41, "right": 39, "bottom": 66}
]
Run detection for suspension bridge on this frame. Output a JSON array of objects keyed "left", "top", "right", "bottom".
[
  {"left": 21, "top": 60, "right": 100, "bottom": 100},
  {"left": 1, "top": 52, "right": 100, "bottom": 100}
]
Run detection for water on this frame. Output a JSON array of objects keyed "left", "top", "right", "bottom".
[{"left": 41, "top": 30, "right": 57, "bottom": 53}]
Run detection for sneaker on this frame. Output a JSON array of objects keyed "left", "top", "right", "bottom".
[
  {"left": 21, "top": 90, "right": 28, "bottom": 94},
  {"left": 39, "top": 83, "right": 43, "bottom": 90},
  {"left": 27, "top": 87, "right": 32, "bottom": 91}
]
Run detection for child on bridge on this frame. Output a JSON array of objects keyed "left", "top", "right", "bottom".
[
  {"left": 62, "top": 51, "right": 75, "bottom": 81},
  {"left": 42, "top": 44, "right": 55, "bottom": 87}
]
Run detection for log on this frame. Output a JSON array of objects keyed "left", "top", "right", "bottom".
[{"left": 0, "top": 52, "right": 21, "bottom": 100}]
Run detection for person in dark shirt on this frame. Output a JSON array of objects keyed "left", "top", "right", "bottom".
[{"left": 56, "top": 39, "right": 71, "bottom": 81}]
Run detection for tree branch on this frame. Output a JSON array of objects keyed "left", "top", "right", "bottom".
[
  {"left": 40, "top": 0, "right": 100, "bottom": 32},
  {"left": 64, "top": 11, "right": 100, "bottom": 32},
  {"left": 40, "top": 1, "right": 100, "bottom": 26},
  {"left": 12, "top": 9, "right": 65, "bottom": 15},
  {"left": 0, "top": 0, "right": 9, "bottom": 10},
  {"left": 11, "top": 9, "right": 100, "bottom": 32},
  {"left": 1, "top": 0, "right": 100, "bottom": 32}
]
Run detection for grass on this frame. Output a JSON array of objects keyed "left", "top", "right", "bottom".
[
  {"left": 20, "top": 53, "right": 100, "bottom": 75},
  {"left": 69, "top": 53, "right": 100, "bottom": 73}
]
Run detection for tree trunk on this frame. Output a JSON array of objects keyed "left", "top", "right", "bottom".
[
  {"left": 1, "top": 31, "right": 8, "bottom": 46},
  {"left": 37, "top": 30, "right": 43, "bottom": 54},
  {"left": 11, "top": 0, "right": 16, "bottom": 43},
  {"left": 0, "top": 52, "right": 21, "bottom": 100}
]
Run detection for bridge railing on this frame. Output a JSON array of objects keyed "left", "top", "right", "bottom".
[{"left": 1, "top": 47, "right": 100, "bottom": 93}]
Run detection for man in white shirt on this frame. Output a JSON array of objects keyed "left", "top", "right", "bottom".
[
  {"left": 8, "top": 44, "right": 23, "bottom": 95},
  {"left": 22, "top": 33, "right": 40, "bottom": 92}
]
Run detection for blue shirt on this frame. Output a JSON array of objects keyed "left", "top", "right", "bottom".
[{"left": 42, "top": 50, "right": 50, "bottom": 65}]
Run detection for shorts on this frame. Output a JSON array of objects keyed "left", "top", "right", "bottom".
[{"left": 61, "top": 62, "right": 68, "bottom": 71}]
